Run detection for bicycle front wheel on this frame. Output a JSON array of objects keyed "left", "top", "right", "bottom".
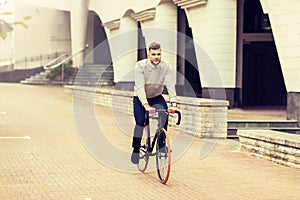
[
  {"left": 155, "top": 128, "right": 171, "bottom": 184},
  {"left": 137, "top": 126, "right": 150, "bottom": 172}
]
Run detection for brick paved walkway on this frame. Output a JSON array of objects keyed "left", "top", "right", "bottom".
[{"left": 0, "top": 83, "right": 299, "bottom": 199}]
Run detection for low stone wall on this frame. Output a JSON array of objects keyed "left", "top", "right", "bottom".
[
  {"left": 238, "top": 130, "right": 300, "bottom": 168},
  {"left": 65, "top": 85, "right": 229, "bottom": 138},
  {"left": 0, "top": 66, "right": 44, "bottom": 82},
  {"left": 287, "top": 92, "right": 300, "bottom": 126}
]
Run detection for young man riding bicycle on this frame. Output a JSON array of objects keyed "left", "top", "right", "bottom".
[{"left": 131, "top": 42, "right": 178, "bottom": 164}]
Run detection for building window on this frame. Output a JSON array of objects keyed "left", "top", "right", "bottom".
[{"left": 244, "top": 0, "right": 271, "bottom": 33}]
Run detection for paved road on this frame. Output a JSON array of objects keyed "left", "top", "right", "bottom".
[{"left": 0, "top": 83, "right": 299, "bottom": 199}]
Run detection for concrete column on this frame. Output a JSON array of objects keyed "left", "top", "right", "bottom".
[
  {"left": 177, "top": 8, "right": 186, "bottom": 96},
  {"left": 70, "top": 0, "right": 89, "bottom": 68},
  {"left": 139, "top": 2, "right": 178, "bottom": 71},
  {"left": 236, "top": 0, "right": 244, "bottom": 106},
  {"left": 112, "top": 16, "right": 137, "bottom": 83},
  {"left": 177, "top": 9, "right": 185, "bottom": 86}
]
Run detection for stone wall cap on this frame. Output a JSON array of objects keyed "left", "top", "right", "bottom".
[
  {"left": 237, "top": 129, "right": 300, "bottom": 147},
  {"left": 66, "top": 86, "right": 229, "bottom": 106},
  {"left": 177, "top": 96, "right": 229, "bottom": 106},
  {"left": 228, "top": 119, "right": 298, "bottom": 123}
]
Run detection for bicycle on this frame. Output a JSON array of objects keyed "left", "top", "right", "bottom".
[{"left": 137, "top": 109, "right": 181, "bottom": 184}]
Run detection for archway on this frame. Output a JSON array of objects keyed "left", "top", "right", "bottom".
[
  {"left": 86, "top": 11, "right": 112, "bottom": 65},
  {"left": 177, "top": 7, "right": 201, "bottom": 97}
]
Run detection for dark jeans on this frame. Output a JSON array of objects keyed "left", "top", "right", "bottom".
[{"left": 132, "top": 95, "right": 168, "bottom": 149}]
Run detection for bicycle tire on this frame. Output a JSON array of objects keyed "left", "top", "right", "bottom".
[
  {"left": 155, "top": 128, "right": 171, "bottom": 184},
  {"left": 137, "top": 125, "right": 150, "bottom": 172}
]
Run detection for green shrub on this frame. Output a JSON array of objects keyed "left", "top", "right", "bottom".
[{"left": 46, "top": 60, "right": 73, "bottom": 80}]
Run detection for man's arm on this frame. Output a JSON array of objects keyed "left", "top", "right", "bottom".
[
  {"left": 165, "top": 65, "right": 177, "bottom": 104},
  {"left": 134, "top": 63, "right": 148, "bottom": 106}
]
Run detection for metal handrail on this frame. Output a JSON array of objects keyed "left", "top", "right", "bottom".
[
  {"left": 43, "top": 53, "right": 69, "bottom": 70},
  {"left": 45, "top": 44, "right": 89, "bottom": 70},
  {"left": 45, "top": 44, "right": 89, "bottom": 81},
  {"left": 0, "top": 52, "right": 66, "bottom": 69},
  {"left": 0, "top": 57, "right": 13, "bottom": 63}
]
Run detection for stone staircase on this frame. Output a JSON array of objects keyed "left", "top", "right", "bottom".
[
  {"left": 227, "top": 119, "right": 300, "bottom": 139},
  {"left": 20, "top": 64, "right": 114, "bottom": 86},
  {"left": 20, "top": 69, "right": 75, "bottom": 85},
  {"left": 20, "top": 70, "right": 50, "bottom": 85},
  {"left": 20, "top": 71, "right": 50, "bottom": 85},
  {"left": 73, "top": 64, "right": 114, "bottom": 87}
]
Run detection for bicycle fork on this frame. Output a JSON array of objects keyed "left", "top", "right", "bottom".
[{"left": 149, "top": 133, "right": 158, "bottom": 153}]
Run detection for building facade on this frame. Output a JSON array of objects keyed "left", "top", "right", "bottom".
[
  {"left": 1, "top": 0, "right": 300, "bottom": 122},
  {"left": 0, "top": 0, "right": 71, "bottom": 70}
]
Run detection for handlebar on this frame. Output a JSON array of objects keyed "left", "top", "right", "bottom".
[
  {"left": 145, "top": 109, "right": 181, "bottom": 126},
  {"left": 174, "top": 110, "right": 181, "bottom": 125}
]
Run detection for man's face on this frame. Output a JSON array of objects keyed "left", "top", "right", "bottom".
[{"left": 148, "top": 48, "right": 161, "bottom": 65}]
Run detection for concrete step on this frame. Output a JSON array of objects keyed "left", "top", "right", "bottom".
[
  {"left": 83, "top": 64, "right": 112, "bottom": 68},
  {"left": 20, "top": 69, "right": 51, "bottom": 85},
  {"left": 20, "top": 79, "right": 49, "bottom": 85},
  {"left": 26, "top": 76, "right": 48, "bottom": 81},
  {"left": 228, "top": 120, "right": 298, "bottom": 129},
  {"left": 49, "top": 80, "right": 75, "bottom": 85},
  {"left": 21, "top": 64, "right": 114, "bottom": 86},
  {"left": 75, "top": 73, "right": 114, "bottom": 80},
  {"left": 227, "top": 119, "right": 299, "bottom": 139},
  {"left": 73, "top": 64, "right": 114, "bottom": 86}
]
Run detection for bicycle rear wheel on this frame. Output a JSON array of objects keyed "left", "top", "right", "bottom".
[
  {"left": 155, "top": 128, "right": 171, "bottom": 184},
  {"left": 137, "top": 126, "right": 150, "bottom": 172}
]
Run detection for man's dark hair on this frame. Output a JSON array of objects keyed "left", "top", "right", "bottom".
[{"left": 148, "top": 42, "right": 161, "bottom": 51}]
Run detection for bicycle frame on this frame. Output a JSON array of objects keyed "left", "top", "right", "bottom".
[
  {"left": 138, "top": 108, "right": 181, "bottom": 184},
  {"left": 144, "top": 109, "right": 181, "bottom": 153}
]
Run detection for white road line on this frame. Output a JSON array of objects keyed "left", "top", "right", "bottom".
[{"left": 0, "top": 135, "right": 31, "bottom": 140}]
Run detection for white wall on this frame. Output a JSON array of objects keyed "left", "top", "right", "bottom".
[
  {"left": 16, "top": 0, "right": 72, "bottom": 11},
  {"left": 13, "top": 3, "right": 71, "bottom": 69},
  {"left": 0, "top": 0, "right": 14, "bottom": 68},
  {"left": 101, "top": 1, "right": 177, "bottom": 83},
  {"left": 89, "top": 0, "right": 160, "bottom": 23},
  {"left": 260, "top": 0, "right": 300, "bottom": 92},
  {"left": 185, "top": 0, "right": 237, "bottom": 88},
  {"left": 70, "top": 0, "right": 89, "bottom": 68},
  {"left": 0, "top": 1, "right": 72, "bottom": 69},
  {"left": 107, "top": 13, "right": 138, "bottom": 83},
  {"left": 140, "top": 1, "right": 178, "bottom": 72}
]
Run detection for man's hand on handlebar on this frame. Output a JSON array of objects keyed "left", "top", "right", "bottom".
[
  {"left": 144, "top": 103, "right": 178, "bottom": 114},
  {"left": 144, "top": 103, "right": 156, "bottom": 114},
  {"left": 168, "top": 102, "right": 178, "bottom": 114},
  {"left": 167, "top": 106, "right": 177, "bottom": 114}
]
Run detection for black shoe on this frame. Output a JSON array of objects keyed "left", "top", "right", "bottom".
[
  {"left": 159, "top": 146, "right": 168, "bottom": 153},
  {"left": 131, "top": 149, "right": 140, "bottom": 164},
  {"left": 158, "top": 133, "right": 166, "bottom": 149}
]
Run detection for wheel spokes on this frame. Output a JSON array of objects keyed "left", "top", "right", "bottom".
[{"left": 156, "top": 130, "right": 171, "bottom": 184}]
